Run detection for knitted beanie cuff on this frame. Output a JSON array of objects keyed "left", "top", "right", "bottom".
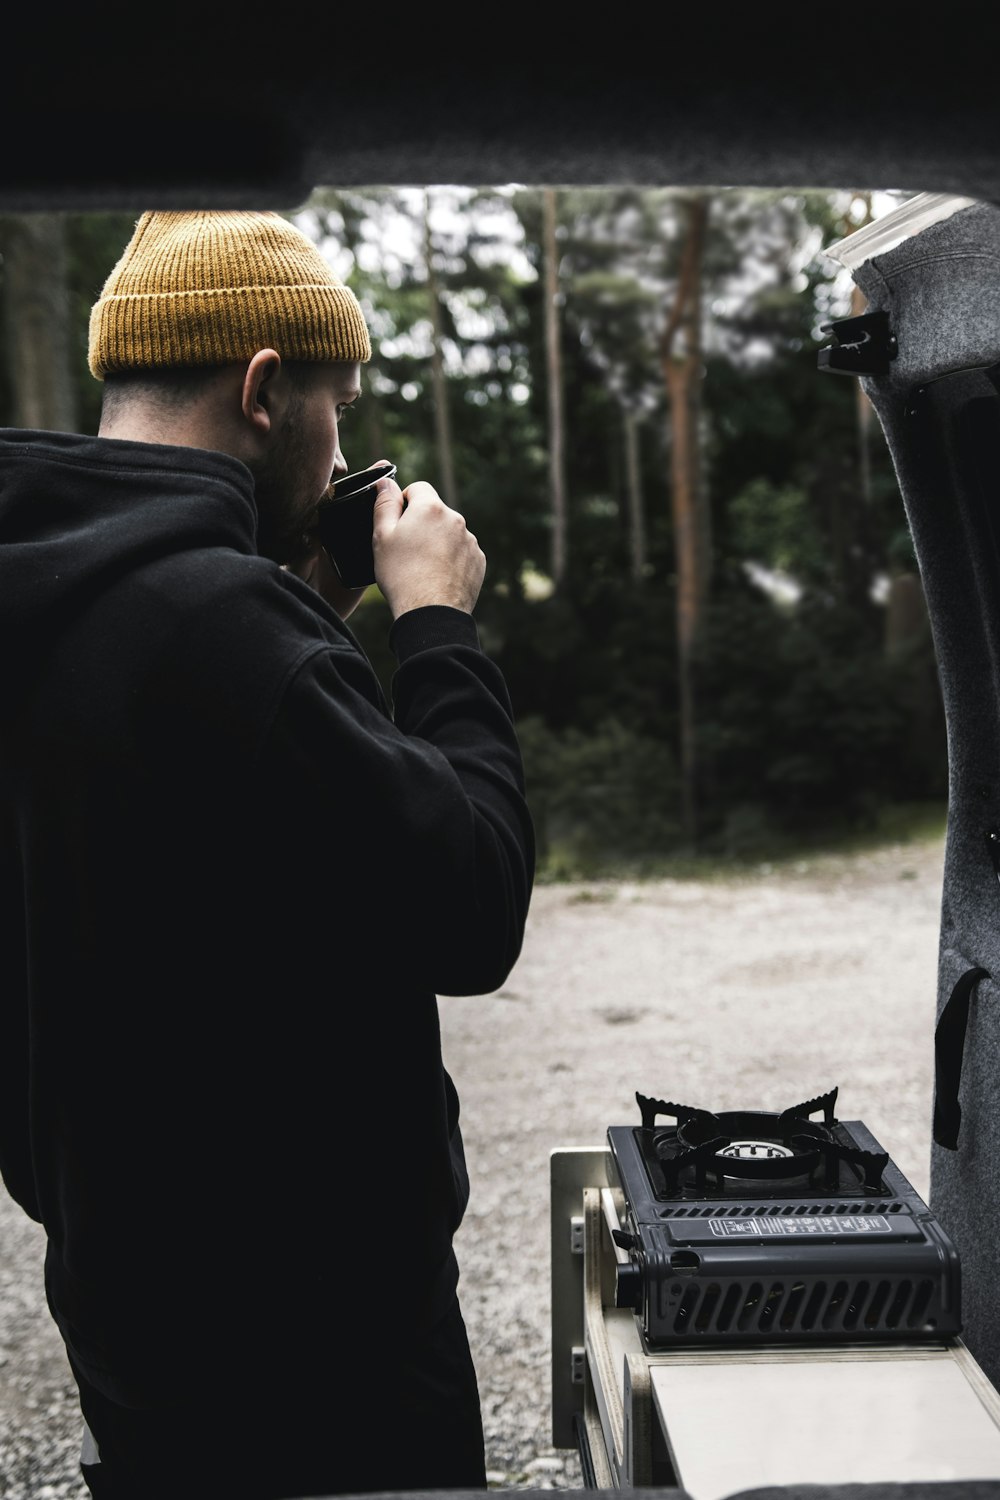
[{"left": 89, "top": 284, "right": 372, "bottom": 378}]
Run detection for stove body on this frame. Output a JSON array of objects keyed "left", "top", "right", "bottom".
[{"left": 608, "top": 1087, "right": 961, "bottom": 1348}]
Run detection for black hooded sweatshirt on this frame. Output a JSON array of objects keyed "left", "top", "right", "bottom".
[{"left": 0, "top": 429, "right": 534, "bottom": 1405}]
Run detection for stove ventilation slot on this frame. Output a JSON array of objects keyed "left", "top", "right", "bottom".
[
  {"left": 666, "top": 1276, "right": 936, "bottom": 1336},
  {"left": 657, "top": 1201, "right": 905, "bottom": 1218}
]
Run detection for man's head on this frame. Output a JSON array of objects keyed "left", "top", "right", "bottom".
[{"left": 88, "top": 211, "right": 371, "bottom": 562}]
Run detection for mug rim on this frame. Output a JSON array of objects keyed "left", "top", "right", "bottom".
[{"left": 329, "top": 461, "right": 397, "bottom": 502}]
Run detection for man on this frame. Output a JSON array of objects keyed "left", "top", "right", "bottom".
[{"left": 0, "top": 210, "right": 535, "bottom": 1498}]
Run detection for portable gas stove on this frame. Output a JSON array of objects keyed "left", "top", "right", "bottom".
[
  {"left": 550, "top": 1087, "right": 1000, "bottom": 1496},
  {"left": 609, "top": 1085, "right": 960, "bottom": 1347}
]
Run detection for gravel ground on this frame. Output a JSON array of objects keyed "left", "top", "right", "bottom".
[{"left": 0, "top": 831, "right": 947, "bottom": 1498}]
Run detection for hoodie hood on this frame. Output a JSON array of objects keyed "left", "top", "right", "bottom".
[{"left": 0, "top": 429, "right": 258, "bottom": 714}]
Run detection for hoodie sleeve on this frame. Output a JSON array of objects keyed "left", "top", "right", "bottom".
[{"left": 257, "top": 603, "right": 536, "bottom": 997}]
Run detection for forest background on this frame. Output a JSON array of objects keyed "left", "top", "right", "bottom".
[{"left": 0, "top": 186, "right": 949, "bottom": 877}]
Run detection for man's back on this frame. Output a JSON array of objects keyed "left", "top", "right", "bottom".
[{"left": 0, "top": 426, "right": 533, "bottom": 1434}]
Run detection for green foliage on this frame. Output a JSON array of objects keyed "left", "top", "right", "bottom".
[
  {"left": 693, "top": 579, "right": 947, "bottom": 848},
  {"left": 516, "top": 713, "right": 681, "bottom": 879},
  {"left": 728, "top": 477, "right": 818, "bottom": 577},
  {"left": 501, "top": 572, "right": 946, "bottom": 875}
]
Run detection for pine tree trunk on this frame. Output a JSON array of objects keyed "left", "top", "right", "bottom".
[
  {"left": 543, "top": 188, "right": 568, "bottom": 588},
  {"left": 623, "top": 408, "right": 646, "bottom": 583},
  {"left": 423, "top": 194, "right": 458, "bottom": 509},
  {"left": 661, "top": 193, "right": 711, "bottom": 849},
  {"left": 1, "top": 213, "right": 79, "bottom": 432}
]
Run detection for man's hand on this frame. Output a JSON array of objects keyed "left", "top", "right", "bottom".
[{"left": 373, "top": 479, "right": 486, "bottom": 620}]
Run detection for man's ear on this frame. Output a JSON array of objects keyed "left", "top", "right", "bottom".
[{"left": 241, "top": 349, "right": 283, "bottom": 435}]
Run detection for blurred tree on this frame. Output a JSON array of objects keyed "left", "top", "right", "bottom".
[
  {"left": 0, "top": 211, "right": 135, "bottom": 434},
  {"left": 661, "top": 192, "right": 711, "bottom": 847},
  {"left": 622, "top": 408, "right": 647, "bottom": 582},
  {"left": 542, "top": 187, "right": 568, "bottom": 588},
  {"left": 0, "top": 213, "right": 78, "bottom": 431},
  {"left": 422, "top": 190, "right": 459, "bottom": 509}
]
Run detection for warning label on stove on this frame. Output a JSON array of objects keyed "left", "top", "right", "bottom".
[{"left": 708, "top": 1215, "right": 892, "bottom": 1237}]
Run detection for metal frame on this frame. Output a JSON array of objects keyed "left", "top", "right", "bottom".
[{"left": 550, "top": 1147, "right": 611, "bottom": 1452}]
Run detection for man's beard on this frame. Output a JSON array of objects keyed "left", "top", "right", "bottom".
[{"left": 249, "top": 396, "right": 319, "bottom": 565}]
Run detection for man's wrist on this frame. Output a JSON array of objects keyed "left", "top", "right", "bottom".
[{"left": 389, "top": 605, "right": 481, "bottom": 663}]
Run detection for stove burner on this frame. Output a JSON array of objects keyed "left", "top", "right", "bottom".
[
  {"left": 634, "top": 1087, "right": 890, "bottom": 1196},
  {"left": 717, "top": 1140, "right": 794, "bottom": 1159}
]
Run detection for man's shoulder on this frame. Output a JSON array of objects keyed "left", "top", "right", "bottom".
[
  {"left": 107, "top": 546, "right": 381, "bottom": 753},
  {"left": 109, "top": 544, "right": 367, "bottom": 714},
  {"left": 132, "top": 545, "right": 351, "bottom": 653}
]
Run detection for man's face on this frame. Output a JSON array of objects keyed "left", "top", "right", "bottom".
[{"left": 252, "top": 360, "right": 362, "bottom": 564}]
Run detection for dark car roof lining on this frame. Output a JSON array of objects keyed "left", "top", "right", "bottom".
[{"left": 4, "top": 23, "right": 999, "bottom": 210}]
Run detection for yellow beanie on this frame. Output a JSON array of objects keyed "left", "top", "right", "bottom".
[{"left": 88, "top": 210, "right": 372, "bottom": 379}]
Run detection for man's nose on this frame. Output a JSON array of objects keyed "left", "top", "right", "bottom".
[{"left": 330, "top": 448, "right": 348, "bottom": 481}]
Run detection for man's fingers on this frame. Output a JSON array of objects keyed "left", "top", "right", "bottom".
[
  {"left": 399, "top": 480, "right": 441, "bottom": 511},
  {"left": 372, "top": 475, "right": 405, "bottom": 534}
]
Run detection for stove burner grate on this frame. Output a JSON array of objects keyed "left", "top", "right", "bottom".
[{"left": 636, "top": 1087, "right": 890, "bottom": 1195}]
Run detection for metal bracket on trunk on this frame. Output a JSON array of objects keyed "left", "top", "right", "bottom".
[{"left": 817, "top": 310, "right": 898, "bottom": 376}]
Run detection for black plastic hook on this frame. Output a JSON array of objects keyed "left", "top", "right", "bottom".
[{"left": 817, "top": 310, "right": 898, "bottom": 376}]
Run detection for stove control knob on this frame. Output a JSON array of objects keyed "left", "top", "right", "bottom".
[{"left": 614, "top": 1259, "right": 642, "bottom": 1310}]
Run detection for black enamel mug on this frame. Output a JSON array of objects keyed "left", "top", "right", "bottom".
[{"left": 316, "top": 461, "right": 397, "bottom": 587}]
